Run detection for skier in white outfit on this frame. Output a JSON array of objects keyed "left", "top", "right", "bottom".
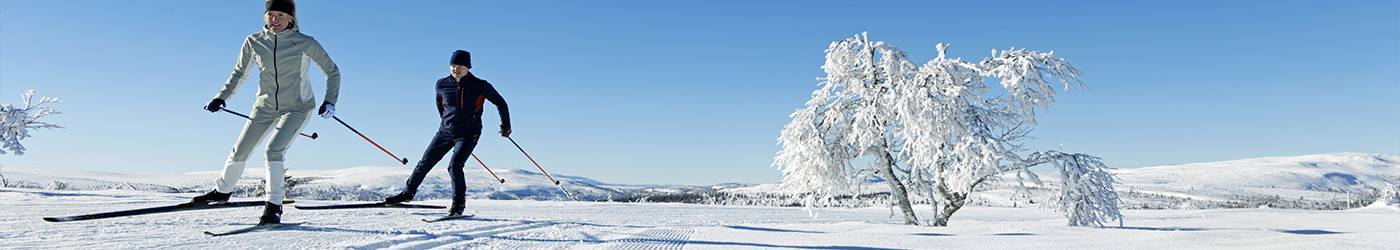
[{"left": 190, "top": 0, "right": 340, "bottom": 225}]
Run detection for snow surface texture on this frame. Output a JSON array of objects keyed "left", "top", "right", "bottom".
[
  {"left": 3, "top": 187, "right": 1396, "bottom": 249},
  {"left": 2, "top": 153, "right": 1398, "bottom": 248}
]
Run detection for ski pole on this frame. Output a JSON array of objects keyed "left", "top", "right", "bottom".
[
  {"left": 211, "top": 107, "right": 318, "bottom": 140},
  {"left": 472, "top": 153, "right": 505, "bottom": 183},
  {"left": 331, "top": 116, "right": 409, "bottom": 165},
  {"left": 506, "top": 136, "right": 576, "bottom": 200},
  {"left": 506, "top": 136, "right": 560, "bottom": 185}
]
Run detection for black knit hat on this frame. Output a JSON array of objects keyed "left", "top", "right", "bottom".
[
  {"left": 451, "top": 50, "right": 472, "bottom": 68},
  {"left": 266, "top": 0, "right": 295, "bottom": 16}
]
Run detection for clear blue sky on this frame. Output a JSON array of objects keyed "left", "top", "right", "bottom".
[{"left": 2, "top": 1, "right": 1396, "bottom": 185}]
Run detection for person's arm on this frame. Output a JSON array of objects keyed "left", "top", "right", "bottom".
[
  {"left": 214, "top": 36, "right": 256, "bottom": 100},
  {"left": 436, "top": 92, "right": 445, "bottom": 116},
  {"left": 484, "top": 83, "right": 510, "bottom": 136},
  {"left": 305, "top": 38, "right": 342, "bottom": 105}
]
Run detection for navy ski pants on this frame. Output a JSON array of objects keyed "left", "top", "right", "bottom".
[{"left": 400, "top": 130, "right": 480, "bottom": 202}]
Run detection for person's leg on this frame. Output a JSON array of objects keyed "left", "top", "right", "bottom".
[
  {"left": 445, "top": 134, "right": 481, "bottom": 215},
  {"left": 262, "top": 107, "right": 311, "bottom": 205},
  {"left": 256, "top": 104, "right": 312, "bottom": 225},
  {"left": 385, "top": 130, "right": 455, "bottom": 203},
  {"left": 199, "top": 105, "right": 277, "bottom": 203}
]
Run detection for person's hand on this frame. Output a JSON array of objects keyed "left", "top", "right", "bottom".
[
  {"left": 318, "top": 101, "right": 335, "bottom": 119},
  {"left": 500, "top": 125, "right": 511, "bottom": 137},
  {"left": 205, "top": 98, "right": 225, "bottom": 113}
]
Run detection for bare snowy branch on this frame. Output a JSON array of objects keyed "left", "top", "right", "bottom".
[{"left": 0, "top": 89, "right": 63, "bottom": 155}]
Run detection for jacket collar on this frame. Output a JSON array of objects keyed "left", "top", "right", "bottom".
[
  {"left": 261, "top": 26, "right": 299, "bottom": 38},
  {"left": 448, "top": 73, "right": 479, "bottom": 83}
]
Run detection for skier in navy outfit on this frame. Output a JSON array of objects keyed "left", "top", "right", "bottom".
[{"left": 382, "top": 50, "right": 510, "bottom": 216}]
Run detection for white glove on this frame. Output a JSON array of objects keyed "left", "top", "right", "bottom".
[{"left": 319, "top": 103, "right": 335, "bottom": 119}]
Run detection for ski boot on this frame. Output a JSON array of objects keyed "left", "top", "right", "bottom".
[
  {"left": 189, "top": 189, "right": 231, "bottom": 205},
  {"left": 259, "top": 202, "right": 282, "bottom": 225},
  {"left": 383, "top": 191, "right": 415, "bottom": 204},
  {"left": 448, "top": 200, "right": 466, "bottom": 216}
]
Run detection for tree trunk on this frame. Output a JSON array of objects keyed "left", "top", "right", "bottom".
[
  {"left": 877, "top": 150, "right": 918, "bottom": 225},
  {"left": 932, "top": 182, "right": 967, "bottom": 227},
  {"left": 932, "top": 198, "right": 965, "bottom": 226}
]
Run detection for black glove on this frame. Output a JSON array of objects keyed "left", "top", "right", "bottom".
[
  {"left": 205, "top": 98, "right": 225, "bottom": 113},
  {"left": 500, "top": 125, "right": 512, "bottom": 137}
]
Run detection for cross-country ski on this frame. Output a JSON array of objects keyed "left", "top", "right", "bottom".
[
  {"left": 43, "top": 200, "right": 294, "bottom": 222},
  {"left": 421, "top": 214, "right": 475, "bottom": 223},
  {"left": 294, "top": 202, "right": 446, "bottom": 210}
]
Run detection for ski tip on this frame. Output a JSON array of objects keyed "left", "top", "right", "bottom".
[
  {"left": 42, "top": 217, "right": 66, "bottom": 222},
  {"left": 422, "top": 215, "right": 474, "bottom": 222},
  {"left": 290, "top": 204, "right": 329, "bottom": 210}
]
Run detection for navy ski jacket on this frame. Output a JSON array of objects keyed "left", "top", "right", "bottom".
[{"left": 436, "top": 73, "right": 509, "bottom": 136}]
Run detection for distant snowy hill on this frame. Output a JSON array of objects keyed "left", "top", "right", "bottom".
[
  {"left": 712, "top": 153, "right": 1400, "bottom": 210},
  {"left": 0, "top": 166, "right": 683, "bottom": 202},
  {"left": 1114, "top": 153, "right": 1398, "bottom": 192},
  {"left": 1107, "top": 153, "right": 1400, "bottom": 209},
  {"left": 961, "top": 152, "right": 1400, "bottom": 210},
  {"left": 4, "top": 153, "right": 1397, "bottom": 209}
]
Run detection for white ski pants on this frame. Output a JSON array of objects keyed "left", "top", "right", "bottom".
[{"left": 213, "top": 102, "right": 313, "bottom": 205}]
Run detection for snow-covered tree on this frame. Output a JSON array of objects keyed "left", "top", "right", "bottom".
[
  {"left": 1046, "top": 152, "right": 1123, "bottom": 227},
  {"left": 1375, "top": 182, "right": 1400, "bottom": 207},
  {"left": 0, "top": 89, "right": 62, "bottom": 155},
  {"left": 775, "top": 32, "right": 920, "bottom": 224},
  {"left": 776, "top": 33, "right": 1122, "bottom": 227}
]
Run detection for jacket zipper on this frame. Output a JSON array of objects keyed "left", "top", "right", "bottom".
[
  {"left": 272, "top": 33, "right": 281, "bottom": 110},
  {"left": 454, "top": 77, "right": 464, "bottom": 107}
]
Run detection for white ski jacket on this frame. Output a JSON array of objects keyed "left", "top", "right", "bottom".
[{"left": 215, "top": 26, "right": 340, "bottom": 111}]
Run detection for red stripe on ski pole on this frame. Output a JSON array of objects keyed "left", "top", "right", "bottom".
[
  {"left": 471, "top": 153, "right": 505, "bottom": 183},
  {"left": 332, "top": 116, "right": 409, "bottom": 165},
  {"left": 506, "top": 136, "right": 560, "bottom": 185}
]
